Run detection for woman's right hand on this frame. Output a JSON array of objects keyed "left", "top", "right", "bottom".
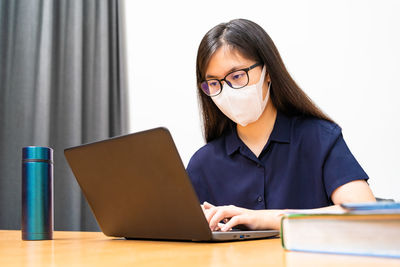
[
  {"left": 200, "top": 201, "right": 284, "bottom": 231},
  {"left": 201, "top": 202, "right": 225, "bottom": 231}
]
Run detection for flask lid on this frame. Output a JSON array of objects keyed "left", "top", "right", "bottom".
[{"left": 22, "top": 146, "right": 53, "bottom": 161}]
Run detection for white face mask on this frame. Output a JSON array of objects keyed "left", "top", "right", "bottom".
[{"left": 211, "top": 65, "right": 270, "bottom": 126}]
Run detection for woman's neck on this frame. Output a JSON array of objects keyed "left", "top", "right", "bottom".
[{"left": 236, "top": 100, "right": 277, "bottom": 157}]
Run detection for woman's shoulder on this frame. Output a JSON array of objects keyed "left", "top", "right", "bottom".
[
  {"left": 293, "top": 115, "right": 341, "bottom": 135},
  {"left": 290, "top": 115, "right": 342, "bottom": 146},
  {"left": 187, "top": 135, "right": 226, "bottom": 170}
]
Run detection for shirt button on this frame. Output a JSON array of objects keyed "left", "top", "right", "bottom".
[
  {"left": 257, "top": 196, "right": 263, "bottom": 202},
  {"left": 256, "top": 163, "right": 262, "bottom": 168}
]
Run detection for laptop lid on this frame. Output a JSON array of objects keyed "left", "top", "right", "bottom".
[{"left": 64, "top": 127, "right": 279, "bottom": 241}]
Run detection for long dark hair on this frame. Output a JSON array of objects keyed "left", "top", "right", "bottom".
[{"left": 196, "top": 19, "right": 334, "bottom": 143}]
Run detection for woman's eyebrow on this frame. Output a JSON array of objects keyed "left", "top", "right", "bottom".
[{"left": 205, "top": 64, "right": 248, "bottom": 79}]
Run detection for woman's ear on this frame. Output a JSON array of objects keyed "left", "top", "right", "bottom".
[
  {"left": 262, "top": 74, "right": 271, "bottom": 100},
  {"left": 264, "top": 74, "right": 271, "bottom": 88}
]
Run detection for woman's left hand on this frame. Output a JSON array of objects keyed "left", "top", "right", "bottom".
[{"left": 202, "top": 202, "right": 284, "bottom": 231}]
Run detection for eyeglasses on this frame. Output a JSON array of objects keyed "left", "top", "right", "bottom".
[{"left": 200, "top": 62, "right": 262, "bottom": 96}]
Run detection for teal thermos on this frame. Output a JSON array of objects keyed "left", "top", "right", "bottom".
[{"left": 22, "top": 146, "right": 54, "bottom": 240}]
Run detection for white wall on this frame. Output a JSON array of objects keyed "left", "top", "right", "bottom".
[{"left": 124, "top": 0, "right": 400, "bottom": 201}]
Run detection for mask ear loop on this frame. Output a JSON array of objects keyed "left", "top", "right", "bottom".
[
  {"left": 262, "top": 81, "right": 271, "bottom": 102},
  {"left": 262, "top": 71, "right": 271, "bottom": 102},
  {"left": 266, "top": 72, "right": 272, "bottom": 88}
]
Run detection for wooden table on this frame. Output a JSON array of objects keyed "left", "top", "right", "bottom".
[{"left": 1, "top": 230, "right": 400, "bottom": 266}]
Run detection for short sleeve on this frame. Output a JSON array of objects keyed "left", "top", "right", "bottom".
[{"left": 323, "top": 132, "right": 369, "bottom": 197}]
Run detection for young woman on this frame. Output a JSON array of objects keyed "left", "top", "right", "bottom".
[{"left": 186, "top": 19, "right": 375, "bottom": 231}]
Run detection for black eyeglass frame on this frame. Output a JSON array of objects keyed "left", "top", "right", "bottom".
[{"left": 200, "top": 62, "right": 263, "bottom": 96}]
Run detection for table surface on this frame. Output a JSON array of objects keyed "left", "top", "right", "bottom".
[{"left": 1, "top": 230, "right": 400, "bottom": 266}]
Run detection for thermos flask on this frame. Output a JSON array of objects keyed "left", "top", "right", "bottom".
[{"left": 22, "top": 146, "right": 54, "bottom": 240}]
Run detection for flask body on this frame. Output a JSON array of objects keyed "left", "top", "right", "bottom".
[{"left": 22, "top": 146, "right": 53, "bottom": 240}]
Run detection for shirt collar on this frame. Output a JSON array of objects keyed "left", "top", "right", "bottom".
[
  {"left": 225, "top": 111, "right": 292, "bottom": 156},
  {"left": 269, "top": 111, "right": 292, "bottom": 144}
]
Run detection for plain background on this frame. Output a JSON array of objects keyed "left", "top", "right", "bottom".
[{"left": 124, "top": 0, "right": 400, "bottom": 201}]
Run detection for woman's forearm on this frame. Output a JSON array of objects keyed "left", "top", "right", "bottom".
[{"left": 260, "top": 205, "right": 346, "bottom": 230}]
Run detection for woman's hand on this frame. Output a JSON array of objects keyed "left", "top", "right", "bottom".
[{"left": 201, "top": 201, "right": 284, "bottom": 231}]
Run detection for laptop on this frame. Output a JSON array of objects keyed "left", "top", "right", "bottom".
[{"left": 64, "top": 127, "right": 279, "bottom": 241}]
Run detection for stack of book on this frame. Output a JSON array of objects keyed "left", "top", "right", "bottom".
[{"left": 280, "top": 202, "right": 400, "bottom": 258}]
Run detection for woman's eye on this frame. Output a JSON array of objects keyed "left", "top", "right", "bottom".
[
  {"left": 209, "top": 81, "right": 218, "bottom": 87},
  {"left": 232, "top": 73, "right": 245, "bottom": 80}
]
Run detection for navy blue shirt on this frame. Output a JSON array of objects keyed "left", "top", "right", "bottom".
[{"left": 186, "top": 112, "right": 369, "bottom": 210}]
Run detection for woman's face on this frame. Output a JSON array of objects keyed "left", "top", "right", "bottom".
[{"left": 204, "top": 45, "right": 270, "bottom": 99}]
